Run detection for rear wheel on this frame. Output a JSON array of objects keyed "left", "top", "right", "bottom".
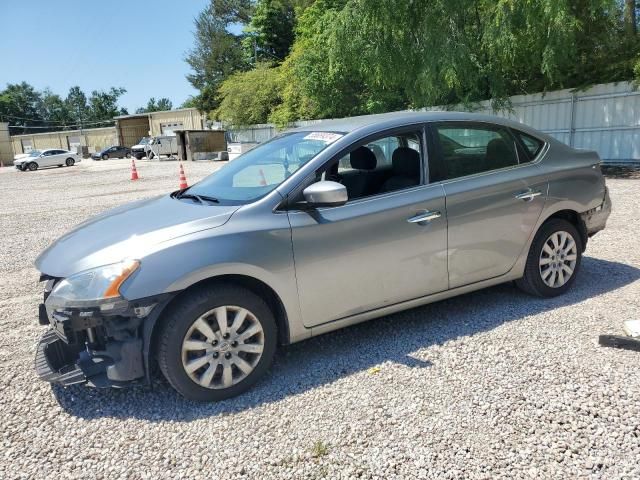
[
  {"left": 516, "top": 219, "right": 582, "bottom": 297},
  {"left": 28, "top": 162, "right": 38, "bottom": 171},
  {"left": 65, "top": 157, "right": 75, "bottom": 166},
  {"left": 125, "top": 152, "right": 132, "bottom": 159},
  {"left": 157, "top": 285, "right": 277, "bottom": 401}
]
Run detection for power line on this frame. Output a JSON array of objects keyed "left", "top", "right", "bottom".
[
  {"left": 1, "top": 113, "right": 113, "bottom": 126},
  {"left": 8, "top": 120, "right": 115, "bottom": 130}
]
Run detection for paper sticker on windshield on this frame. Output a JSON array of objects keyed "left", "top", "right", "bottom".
[{"left": 303, "top": 132, "right": 343, "bottom": 144}]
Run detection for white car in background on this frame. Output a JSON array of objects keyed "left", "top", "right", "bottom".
[{"left": 14, "top": 149, "right": 81, "bottom": 171}]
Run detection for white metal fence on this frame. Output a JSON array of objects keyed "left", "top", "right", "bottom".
[{"left": 228, "top": 81, "right": 640, "bottom": 164}]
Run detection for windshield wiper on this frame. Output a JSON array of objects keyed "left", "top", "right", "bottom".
[{"left": 175, "top": 191, "right": 220, "bottom": 204}]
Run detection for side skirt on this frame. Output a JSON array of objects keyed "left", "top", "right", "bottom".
[{"left": 310, "top": 271, "right": 521, "bottom": 337}]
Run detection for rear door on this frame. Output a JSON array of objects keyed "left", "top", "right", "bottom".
[
  {"left": 428, "top": 122, "right": 548, "bottom": 288},
  {"left": 288, "top": 127, "right": 449, "bottom": 328}
]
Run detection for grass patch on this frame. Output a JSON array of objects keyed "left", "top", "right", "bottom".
[{"left": 311, "top": 440, "right": 329, "bottom": 458}]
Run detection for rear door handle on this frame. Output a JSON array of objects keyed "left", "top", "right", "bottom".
[
  {"left": 407, "top": 210, "right": 442, "bottom": 224},
  {"left": 515, "top": 190, "right": 542, "bottom": 202}
]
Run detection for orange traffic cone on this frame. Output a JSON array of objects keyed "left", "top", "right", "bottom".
[
  {"left": 130, "top": 159, "right": 139, "bottom": 181},
  {"left": 259, "top": 168, "right": 267, "bottom": 186},
  {"left": 178, "top": 162, "right": 188, "bottom": 189}
]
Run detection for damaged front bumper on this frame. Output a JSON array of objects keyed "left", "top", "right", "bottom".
[{"left": 35, "top": 284, "right": 172, "bottom": 388}]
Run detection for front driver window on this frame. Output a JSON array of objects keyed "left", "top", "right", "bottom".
[
  {"left": 322, "top": 132, "right": 423, "bottom": 201},
  {"left": 187, "top": 131, "right": 342, "bottom": 204}
]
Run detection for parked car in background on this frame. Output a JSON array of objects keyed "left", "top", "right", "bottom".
[
  {"left": 33, "top": 111, "right": 610, "bottom": 401},
  {"left": 14, "top": 149, "right": 80, "bottom": 171},
  {"left": 131, "top": 137, "right": 150, "bottom": 160},
  {"left": 92, "top": 145, "right": 132, "bottom": 161},
  {"left": 145, "top": 136, "right": 178, "bottom": 159}
]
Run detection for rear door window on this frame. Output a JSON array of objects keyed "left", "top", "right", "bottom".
[{"left": 431, "top": 123, "right": 519, "bottom": 181}]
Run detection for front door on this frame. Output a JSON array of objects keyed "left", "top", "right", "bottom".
[
  {"left": 288, "top": 129, "right": 449, "bottom": 328},
  {"left": 429, "top": 122, "right": 548, "bottom": 288}
]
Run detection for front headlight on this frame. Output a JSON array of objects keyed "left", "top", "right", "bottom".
[{"left": 46, "top": 260, "right": 140, "bottom": 310}]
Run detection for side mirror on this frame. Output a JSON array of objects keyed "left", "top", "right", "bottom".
[{"left": 302, "top": 181, "right": 348, "bottom": 208}]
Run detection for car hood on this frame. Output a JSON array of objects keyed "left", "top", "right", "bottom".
[{"left": 35, "top": 195, "right": 240, "bottom": 277}]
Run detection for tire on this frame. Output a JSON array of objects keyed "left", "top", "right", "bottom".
[
  {"left": 135, "top": 154, "right": 144, "bottom": 160},
  {"left": 516, "top": 219, "right": 583, "bottom": 297},
  {"left": 125, "top": 152, "right": 132, "bottom": 159},
  {"left": 157, "top": 284, "right": 277, "bottom": 401},
  {"left": 148, "top": 152, "right": 155, "bottom": 159},
  {"left": 102, "top": 154, "right": 109, "bottom": 160},
  {"left": 65, "top": 157, "right": 75, "bottom": 166},
  {"left": 28, "top": 162, "right": 38, "bottom": 171}
]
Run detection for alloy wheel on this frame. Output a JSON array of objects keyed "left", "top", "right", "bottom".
[
  {"left": 539, "top": 230, "right": 578, "bottom": 288},
  {"left": 181, "top": 306, "right": 265, "bottom": 389}
]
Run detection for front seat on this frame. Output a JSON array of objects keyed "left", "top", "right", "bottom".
[
  {"left": 342, "top": 146, "right": 377, "bottom": 199},
  {"left": 485, "top": 138, "right": 516, "bottom": 170},
  {"left": 380, "top": 147, "right": 421, "bottom": 193}
]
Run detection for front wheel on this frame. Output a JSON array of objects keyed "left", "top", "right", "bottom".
[
  {"left": 102, "top": 154, "right": 109, "bottom": 160},
  {"left": 28, "top": 162, "right": 38, "bottom": 171},
  {"left": 65, "top": 157, "right": 75, "bottom": 166},
  {"left": 516, "top": 219, "right": 583, "bottom": 297},
  {"left": 157, "top": 285, "right": 277, "bottom": 401}
]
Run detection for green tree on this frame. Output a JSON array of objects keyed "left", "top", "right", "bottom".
[
  {"left": 323, "top": 0, "right": 639, "bottom": 110},
  {"left": 215, "top": 62, "right": 282, "bottom": 125},
  {"left": 88, "top": 87, "right": 127, "bottom": 122},
  {"left": 185, "top": 0, "right": 253, "bottom": 112},
  {"left": 246, "top": 0, "right": 296, "bottom": 63},
  {"left": 65, "top": 86, "right": 91, "bottom": 127},
  {"left": 0, "top": 82, "right": 44, "bottom": 133},
  {"left": 180, "top": 97, "right": 199, "bottom": 108},
  {"left": 41, "top": 89, "right": 74, "bottom": 127},
  {"left": 136, "top": 97, "right": 173, "bottom": 113}
]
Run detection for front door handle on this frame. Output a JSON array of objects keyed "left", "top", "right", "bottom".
[
  {"left": 407, "top": 210, "right": 442, "bottom": 224},
  {"left": 515, "top": 190, "right": 542, "bottom": 202}
]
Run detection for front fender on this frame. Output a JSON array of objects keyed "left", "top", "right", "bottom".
[{"left": 119, "top": 212, "right": 309, "bottom": 344}]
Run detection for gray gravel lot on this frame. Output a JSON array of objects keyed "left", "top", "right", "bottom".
[{"left": 1, "top": 158, "right": 639, "bottom": 479}]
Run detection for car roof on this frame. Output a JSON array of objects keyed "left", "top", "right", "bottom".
[{"left": 292, "top": 111, "right": 545, "bottom": 137}]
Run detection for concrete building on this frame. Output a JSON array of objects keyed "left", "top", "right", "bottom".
[
  {"left": 8, "top": 108, "right": 207, "bottom": 157},
  {"left": 10, "top": 126, "right": 117, "bottom": 156},
  {"left": 114, "top": 108, "right": 206, "bottom": 147},
  {"left": 0, "top": 122, "right": 13, "bottom": 166}
]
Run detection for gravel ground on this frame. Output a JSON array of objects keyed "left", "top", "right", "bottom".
[{"left": 1, "top": 159, "right": 639, "bottom": 479}]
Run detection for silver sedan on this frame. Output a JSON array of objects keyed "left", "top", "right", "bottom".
[{"left": 34, "top": 111, "right": 611, "bottom": 401}]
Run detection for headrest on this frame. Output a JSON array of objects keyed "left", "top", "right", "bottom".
[
  {"left": 392, "top": 147, "right": 421, "bottom": 177},
  {"left": 350, "top": 146, "right": 377, "bottom": 170}
]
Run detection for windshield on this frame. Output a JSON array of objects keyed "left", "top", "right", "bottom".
[
  {"left": 138, "top": 137, "right": 150, "bottom": 145},
  {"left": 185, "top": 131, "right": 343, "bottom": 204},
  {"left": 29, "top": 150, "right": 42, "bottom": 157}
]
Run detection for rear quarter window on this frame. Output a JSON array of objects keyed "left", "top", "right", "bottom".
[{"left": 514, "top": 131, "right": 544, "bottom": 159}]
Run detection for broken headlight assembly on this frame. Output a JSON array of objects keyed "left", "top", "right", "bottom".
[{"left": 45, "top": 259, "right": 140, "bottom": 313}]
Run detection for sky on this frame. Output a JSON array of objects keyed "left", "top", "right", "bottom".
[{"left": 0, "top": 0, "right": 211, "bottom": 112}]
